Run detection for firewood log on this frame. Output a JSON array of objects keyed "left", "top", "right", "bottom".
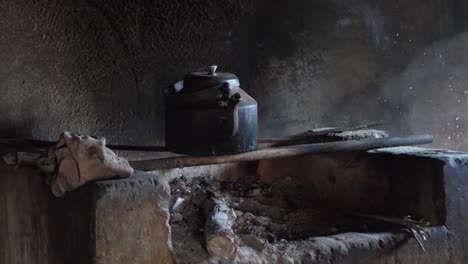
[{"left": 203, "top": 198, "right": 238, "bottom": 259}]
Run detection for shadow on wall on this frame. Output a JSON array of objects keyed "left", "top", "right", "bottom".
[
  {"left": 0, "top": 100, "right": 34, "bottom": 139},
  {"left": 68, "top": 0, "right": 256, "bottom": 145},
  {"left": 0, "top": 0, "right": 254, "bottom": 145}
]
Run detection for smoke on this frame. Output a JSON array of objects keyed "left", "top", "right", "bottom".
[{"left": 380, "top": 32, "right": 468, "bottom": 150}]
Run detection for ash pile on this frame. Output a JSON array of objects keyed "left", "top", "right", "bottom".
[{"left": 169, "top": 175, "right": 392, "bottom": 263}]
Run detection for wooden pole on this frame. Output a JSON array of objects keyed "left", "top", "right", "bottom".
[{"left": 130, "top": 134, "right": 433, "bottom": 171}]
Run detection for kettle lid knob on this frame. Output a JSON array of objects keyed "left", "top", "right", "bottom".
[
  {"left": 208, "top": 65, "right": 217, "bottom": 75},
  {"left": 182, "top": 65, "right": 239, "bottom": 93}
]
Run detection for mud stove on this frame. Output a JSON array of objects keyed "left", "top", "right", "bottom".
[{"left": 7, "top": 129, "right": 464, "bottom": 264}]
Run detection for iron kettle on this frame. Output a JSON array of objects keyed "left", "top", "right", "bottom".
[{"left": 165, "top": 66, "right": 258, "bottom": 155}]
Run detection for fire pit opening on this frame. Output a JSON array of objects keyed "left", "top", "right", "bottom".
[{"left": 168, "top": 150, "right": 445, "bottom": 262}]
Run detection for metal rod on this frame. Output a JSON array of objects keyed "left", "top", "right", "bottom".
[{"left": 130, "top": 134, "right": 433, "bottom": 171}]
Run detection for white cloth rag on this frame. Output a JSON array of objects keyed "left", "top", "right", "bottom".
[{"left": 38, "top": 132, "right": 134, "bottom": 197}]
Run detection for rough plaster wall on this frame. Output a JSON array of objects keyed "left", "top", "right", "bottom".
[
  {"left": 0, "top": 0, "right": 254, "bottom": 145},
  {"left": 0, "top": 0, "right": 468, "bottom": 150}
]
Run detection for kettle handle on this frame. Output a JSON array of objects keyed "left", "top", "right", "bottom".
[
  {"left": 217, "top": 83, "right": 241, "bottom": 138},
  {"left": 229, "top": 93, "right": 241, "bottom": 137}
]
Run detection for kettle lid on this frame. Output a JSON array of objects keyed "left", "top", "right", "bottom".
[{"left": 183, "top": 65, "right": 239, "bottom": 92}]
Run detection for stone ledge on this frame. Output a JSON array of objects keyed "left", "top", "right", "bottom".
[
  {"left": 370, "top": 146, "right": 468, "bottom": 262},
  {"left": 370, "top": 146, "right": 468, "bottom": 161},
  {"left": 232, "top": 227, "right": 452, "bottom": 264},
  {"left": 0, "top": 167, "right": 175, "bottom": 264},
  {"left": 90, "top": 171, "right": 174, "bottom": 264}
]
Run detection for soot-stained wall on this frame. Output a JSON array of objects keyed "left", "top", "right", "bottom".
[
  {"left": 247, "top": 0, "right": 468, "bottom": 151},
  {"left": 1, "top": 0, "right": 468, "bottom": 150}
]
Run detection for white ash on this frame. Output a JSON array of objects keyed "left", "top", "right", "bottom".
[{"left": 169, "top": 175, "right": 398, "bottom": 262}]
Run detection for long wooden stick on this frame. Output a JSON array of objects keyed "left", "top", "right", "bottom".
[{"left": 130, "top": 134, "right": 433, "bottom": 171}]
